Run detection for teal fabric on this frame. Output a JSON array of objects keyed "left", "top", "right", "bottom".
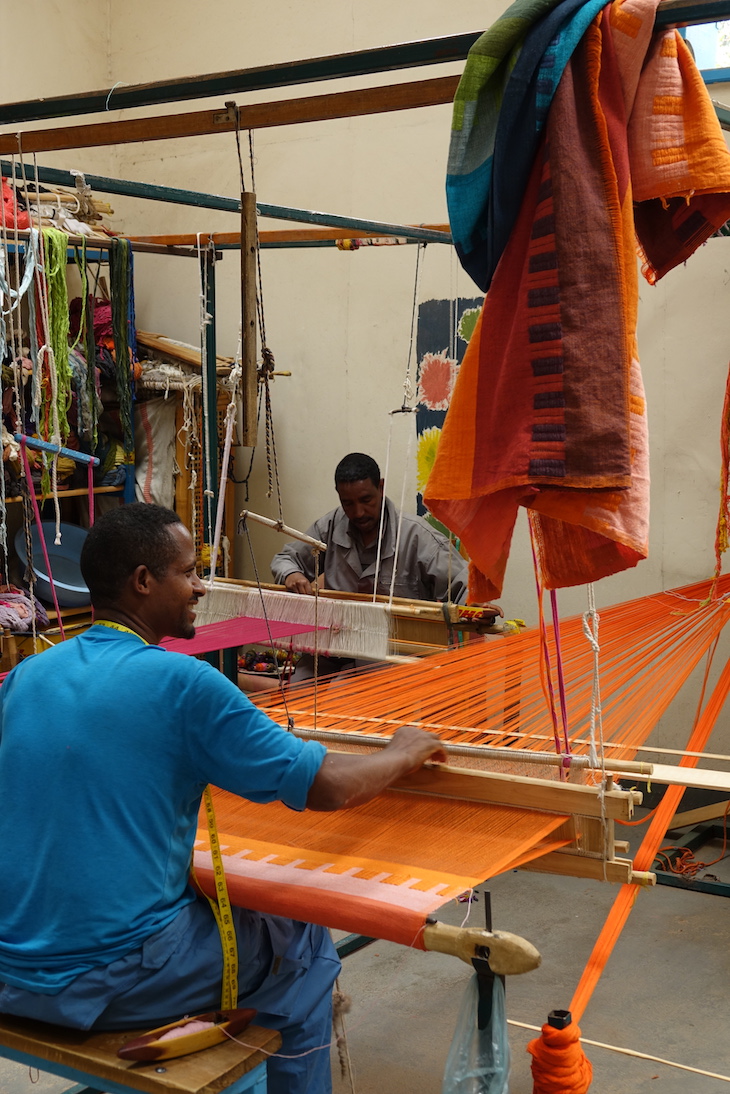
[
  {"left": 0, "top": 626, "right": 325, "bottom": 992},
  {"left": 446, "top": 0, "right": 608, "bottom": 289}
]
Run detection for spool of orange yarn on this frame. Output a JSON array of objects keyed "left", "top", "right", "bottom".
[{"left": 527, "top": 1009, "right": 593, "bottom": 1094}]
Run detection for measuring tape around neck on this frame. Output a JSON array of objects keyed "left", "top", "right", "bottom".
[{"left": 94, "top": 620, "right": 148, "bottom": 644}]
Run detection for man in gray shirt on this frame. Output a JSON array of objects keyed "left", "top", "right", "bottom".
[{"left": 271, "top": 452, "right": 471, "bottom": 603}]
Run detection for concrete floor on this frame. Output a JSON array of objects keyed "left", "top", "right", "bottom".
[
  {"left": 330, "top": 816, "right": 730, "bottom": 1094},
  {"left": 1, "top": 816, "right": 728, "bottom": 1094}
]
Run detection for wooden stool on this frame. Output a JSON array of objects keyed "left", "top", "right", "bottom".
[{"left": 0, "top": 1012, "right": 281, "bottom": 1094}]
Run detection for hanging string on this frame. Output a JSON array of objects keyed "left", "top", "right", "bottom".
[
  {"left": 528, "top": 513, "right": 565, "bottom": 760},
  {"left": 18, "top": 437, "right": 65, "bottom": 640},
  {"left": 196, "top": 233, "right": 216, "bottom": 549},
  {"left": 108, "top": 237, "right": 134, "bottom": 454},
  {"left": 548, "top": 589, "right": 572, "bottom": 758},
  {"left": 581, "top": 584, "right": 604, "bottom": 770},
  {"left": 239, "top": 517, "right": 296, "bottom": 731},
  {"left": 373, "top": 243, "right": 425, "bottom": 600},
  {"left": 246, "top": 130, "right": 286, "bottom": 524}
]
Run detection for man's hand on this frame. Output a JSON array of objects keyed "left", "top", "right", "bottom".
[
  {"left": 284, "top": 571, "right": 314, "bottom": 595},
  {"left": 306, "top": 725, "right": 446, "bottom": 811},
  {"left": 386, "top": 724, "right": 448, "bottom": 772}
]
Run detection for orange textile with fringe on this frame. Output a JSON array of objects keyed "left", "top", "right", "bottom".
[
  {"left": 193, "top": 790, "right": 569, "bottom": 948},
  {"left": 425, "top": 0, "right": 730, "bottom": 600}
]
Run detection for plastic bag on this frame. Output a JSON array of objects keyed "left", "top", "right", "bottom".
[{"left": 442, "top": 973, "right": 510, "bottom": 1094}]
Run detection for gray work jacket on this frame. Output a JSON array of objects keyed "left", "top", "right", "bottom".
[{"left": 270, "top": 498, "right": 468, "bottom": 603}]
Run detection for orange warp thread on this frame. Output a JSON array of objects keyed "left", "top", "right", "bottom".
[{"left": 528, "top": 1020, "right": 593, "bottom": 1094}]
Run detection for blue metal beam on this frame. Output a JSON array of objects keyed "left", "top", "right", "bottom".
[{"left": 0, "top": 161, "right": 452, "bottom": 243}]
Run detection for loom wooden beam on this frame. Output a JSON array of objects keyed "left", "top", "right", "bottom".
[
  {"left": 241, "top": 192, "right": 258, "bottom": 446},
  {"left": 0, "top": 76, "right": 460, "bottom": 156},
  {"left": 391, "top": 763, "right": 641, "bottom": 821},
  {"left": 669, "top": 800, "right": 730, "bottom": 826},
  {"left": 422, "top": 922, "right": 541, "bottom": 974},
  {"left": 521, "top": 852, "right": 656, "bottom": 887},
  {"left": 128, "top": 225, "right": 450, "bottom": 247},
  {"left": 645, "top": 764, "right": 730, "bottom": 792}
]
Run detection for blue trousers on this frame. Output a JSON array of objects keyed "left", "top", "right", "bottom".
[{"left": 0, "top": 899, "right": 341, "bottom": 1094}]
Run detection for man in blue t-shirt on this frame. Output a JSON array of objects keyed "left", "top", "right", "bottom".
[{"left": 0, "top": 503, "right": 445, "bottom": 1094}]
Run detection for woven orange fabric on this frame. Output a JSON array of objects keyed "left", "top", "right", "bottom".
[
  {"left": 194, "top": 787, "right": 569, "bottom": 947},
  {"left": 527, "top": 1020, "right": 592, "bottom": 1094}
]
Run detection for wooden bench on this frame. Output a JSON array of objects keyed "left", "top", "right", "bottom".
[{"left": 0, "top": 1012, "right": 281, "bottom": 1094}]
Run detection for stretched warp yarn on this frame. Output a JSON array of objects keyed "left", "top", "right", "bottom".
[
  {"left": 427, "top": 0, "right": 730, "bottom": 600},
  {"left": 254, "top": 576, "right": 730, "bottom": 767}
]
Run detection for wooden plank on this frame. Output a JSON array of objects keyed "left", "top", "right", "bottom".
[
  {"left": 669, "top": 800, "right": 730, "bottom": 827},
  {"left": 391, "top": 763, "right": 641, "bottom": 820},
  {"left": 647, "top": 764, "right": 730, "bottom": 793},
  {"left": 0, "top": 76, "right": 460, "bottom": 156},
  {"left": 0, "top": 1014, "right": 281, "bottom": 1094}
]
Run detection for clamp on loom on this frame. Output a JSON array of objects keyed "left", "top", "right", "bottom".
[
  {"left": 430, "top": 891, "right": 533, "bottom": 1032},
  {"left": 423, "top": 892, "right": 540, "bottom": 1031}
]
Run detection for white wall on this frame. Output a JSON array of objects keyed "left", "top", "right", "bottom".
[{"left": 3, "top": 0, "right": 730, "bottom": 639}]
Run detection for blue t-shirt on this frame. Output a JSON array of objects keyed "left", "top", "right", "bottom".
[{"left": 0, "top": 626, "right": 326, "bottom": 993}]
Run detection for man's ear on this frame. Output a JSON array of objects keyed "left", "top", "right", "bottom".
[{"left": 128, "top": 564, "right": 153, "bottom": 596}]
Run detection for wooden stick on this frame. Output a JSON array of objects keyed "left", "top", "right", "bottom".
[
  {"left": 129, "top": 225, "right": 450, "bottom": 247},
  {"left": 136, "top": 330, "right": 234, "bottom": 372},
  {"left": 237, "top": 510, "right": 327, "bottom": 550},
  {"left": 290, "top": 725, "right": 654, "bottom": 776}
]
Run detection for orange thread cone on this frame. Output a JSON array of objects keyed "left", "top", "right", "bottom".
[{"left": 527, "top": 1010, "right": 592, "bottom": 1094}]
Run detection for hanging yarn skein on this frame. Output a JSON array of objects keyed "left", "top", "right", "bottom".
[
  {"left": 41, "top": 228, "right": 72, "bottom": 444},
  {"left": 527, "top": 1011, "right": 592, "bottom": 1094}
]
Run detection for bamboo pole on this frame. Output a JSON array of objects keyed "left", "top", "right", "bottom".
[{"left": 290, "top": 725, "right": 654, "bottom": 776}]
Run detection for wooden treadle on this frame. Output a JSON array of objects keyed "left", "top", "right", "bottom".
[{"left": 0, "top": 1012, "right": 281, "bottom": 1094}]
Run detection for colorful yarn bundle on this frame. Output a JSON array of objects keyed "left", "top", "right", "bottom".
[{"left": 527, "top": 1012, "right": 592, "bottom": 1094}]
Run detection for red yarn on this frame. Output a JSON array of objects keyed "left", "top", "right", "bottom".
[{"left": 527, "top": 1020, "right": 592, "bottom": 1093}]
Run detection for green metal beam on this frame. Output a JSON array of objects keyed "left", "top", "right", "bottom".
[
  {"left": 0, "top": 34, "right": 480, "bottom": 126},
  {"left": 0, "top": 161, "right": 452, "bottom": 243}
]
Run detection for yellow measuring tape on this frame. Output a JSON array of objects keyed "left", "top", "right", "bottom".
[
  {"left": 198, "top": 786, "right": 239, "bottom": 1009},
  {"left": 96, "top": 621, "right": 239, "bottom": 1008}
]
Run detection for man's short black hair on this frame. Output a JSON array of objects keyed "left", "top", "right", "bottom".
[
  {"left": 80, "top": 503, "right": 183, "bottom": 604},
  {"left": 334, "top": 453, "right": 381, "bottom": 489}
]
